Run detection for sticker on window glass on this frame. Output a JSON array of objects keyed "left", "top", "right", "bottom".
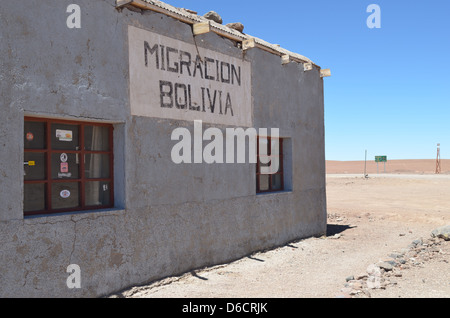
[
  {"left": 60, "top": 153, "right": 68, "bottom": 163},
  {"left": 60, "top": 190, "right": 71, "bottom": 199},
  {"left": 60, "top": 162, "right": 69, "bottom": 173},
  {"left": 26, "top": 132, "right": 34, "bottom": 141},
  {"left": 58, "top": 161, "right": 72, "bottom": 178},
  {"left": 56, "top": 130, "right": 73, "bottom": 142}
]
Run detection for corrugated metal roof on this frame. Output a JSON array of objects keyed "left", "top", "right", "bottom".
[{"left": 118, "top": 0, "right": 317, "bottom": 67}]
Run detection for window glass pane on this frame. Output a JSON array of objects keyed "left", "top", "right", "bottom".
[
  {"left": 51, "top": 182, "right": 80, "bottom": 210},
  {"left": 85, "top": 154, "right": 110, "bottom": 179},
  {"left": 271, "top": 138, "right": 280, "bottom": 156},
  {"left": 258, "top": 137, "right": 269, "bottom": 156},
  {"left": 85, "top": 181, "right": 111, "bottom": 207},
  {"left": 24, "top": 121, "right": 46, "bottom": 149},
  {"left": 269, "top": 157, "right": 281, "bottom": 174},
  {"left": 259, "top": 161, "right": 269, "bottom": 174},
  {"left": 85, "top": 126, "right": 110, "bottom": 151},
  {"left": 257, "top": 137, "right": 285, "bottom": 193},
  {"left": 24, "top": 153, "right": 46, "bottom": 181},
  {"left": 259, "top": 159, "right": 281, "bottom": 174},
  {"left": 259, "top": 175, "right": 269, "bottom": 191},
  {"left": 271, "top": 174, "right": 283, "bottom": 191},
  {"left": 51, "top": 153, "right": 80, "bottom": 180},
  {"left": 24, "top": 183, "right": 46, "bottom": 212},
  {"left": 51, "top": 123, "right": 79, "bottom": 150}
]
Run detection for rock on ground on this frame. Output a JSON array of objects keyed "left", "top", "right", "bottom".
[{"left": 431, "top": 225, "right": 450, "bottom": 241}]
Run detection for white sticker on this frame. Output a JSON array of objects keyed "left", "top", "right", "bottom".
[
  {"left": 60, "top": 190, "right": 71, "bottom": 199},
  {"left": 56, "top": 130, "right": 73, "bottom": 142},
  {"left": 60, "top": 153, "right": 68, "bottom": 163}
]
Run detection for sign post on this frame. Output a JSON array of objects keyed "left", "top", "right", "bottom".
[
  {"left": 364, "top": 150, "right": 368, "bottom": 178},
  {"left": 375, "top": 156, "right": 387, "bottom": 173}
]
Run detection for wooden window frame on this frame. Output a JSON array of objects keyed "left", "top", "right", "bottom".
[
  {"left": 256, "top": 136, "right": 284, "bottom": 193},
  {"left": 24, "top": 117, "right": 114, "bottom": 216}
]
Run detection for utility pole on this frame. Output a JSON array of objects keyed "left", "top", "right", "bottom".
[
  {"left": 436, "top": 143, "right": 441, "bottom": 174},
  {"left": 364, "top": 150, "right": 368, "bottom": 178}
]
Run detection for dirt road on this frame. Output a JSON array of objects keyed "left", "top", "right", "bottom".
[{"left": 114, "top": 174, "right": 449, "bottom": 298}]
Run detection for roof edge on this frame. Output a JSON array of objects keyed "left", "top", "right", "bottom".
[{"left": 116, "top": 0, "right": 320, "bottom": 68}]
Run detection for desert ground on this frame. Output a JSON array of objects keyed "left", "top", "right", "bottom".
[
  {"left": 327, "top": 159, "right": 450, "bottom": 175},
  {"left": 113, "top": 160, "right": 449, "bottom": 299}
]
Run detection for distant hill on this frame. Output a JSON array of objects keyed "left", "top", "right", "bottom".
[{"left": 326, "top": 159, "right": 450, "bottom": 174}]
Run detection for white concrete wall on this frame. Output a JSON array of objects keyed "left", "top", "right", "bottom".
[{"left": 0, "top": 0, "right": 326, "bottom": 297}]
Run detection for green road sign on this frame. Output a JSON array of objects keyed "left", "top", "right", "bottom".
[{"left": 375, "top": 156, "right": 387, "bottom": 163}]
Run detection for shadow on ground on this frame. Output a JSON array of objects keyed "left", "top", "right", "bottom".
[{"left": 327, "top": 224, "right": 356, "bottom": 236}]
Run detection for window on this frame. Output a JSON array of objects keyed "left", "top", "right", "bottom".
[
  {"left": 256, "top": 136, "right": 284, "bottom": 193},
  {"left": 24, "top": 117, "right": 114, "bottom": 216}
]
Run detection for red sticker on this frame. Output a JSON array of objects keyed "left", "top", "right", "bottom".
[
  {"left": 26, "top": 132, "right": 34, "bottom": 141},
  {"left": 60, "top": 162, "right": 69, "bottom": 173}
]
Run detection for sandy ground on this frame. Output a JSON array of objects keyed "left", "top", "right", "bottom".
[{"left": 114, "top": 173, "right": 449, "bottom": 299}]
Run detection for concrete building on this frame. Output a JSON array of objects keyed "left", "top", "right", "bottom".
[{"left": 0, "top": 0, "right": 328, "bottom": 297}]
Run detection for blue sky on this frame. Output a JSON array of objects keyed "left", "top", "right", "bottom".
[{"left": 167, "top": 0, "right": 450, "bottom": 160}]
